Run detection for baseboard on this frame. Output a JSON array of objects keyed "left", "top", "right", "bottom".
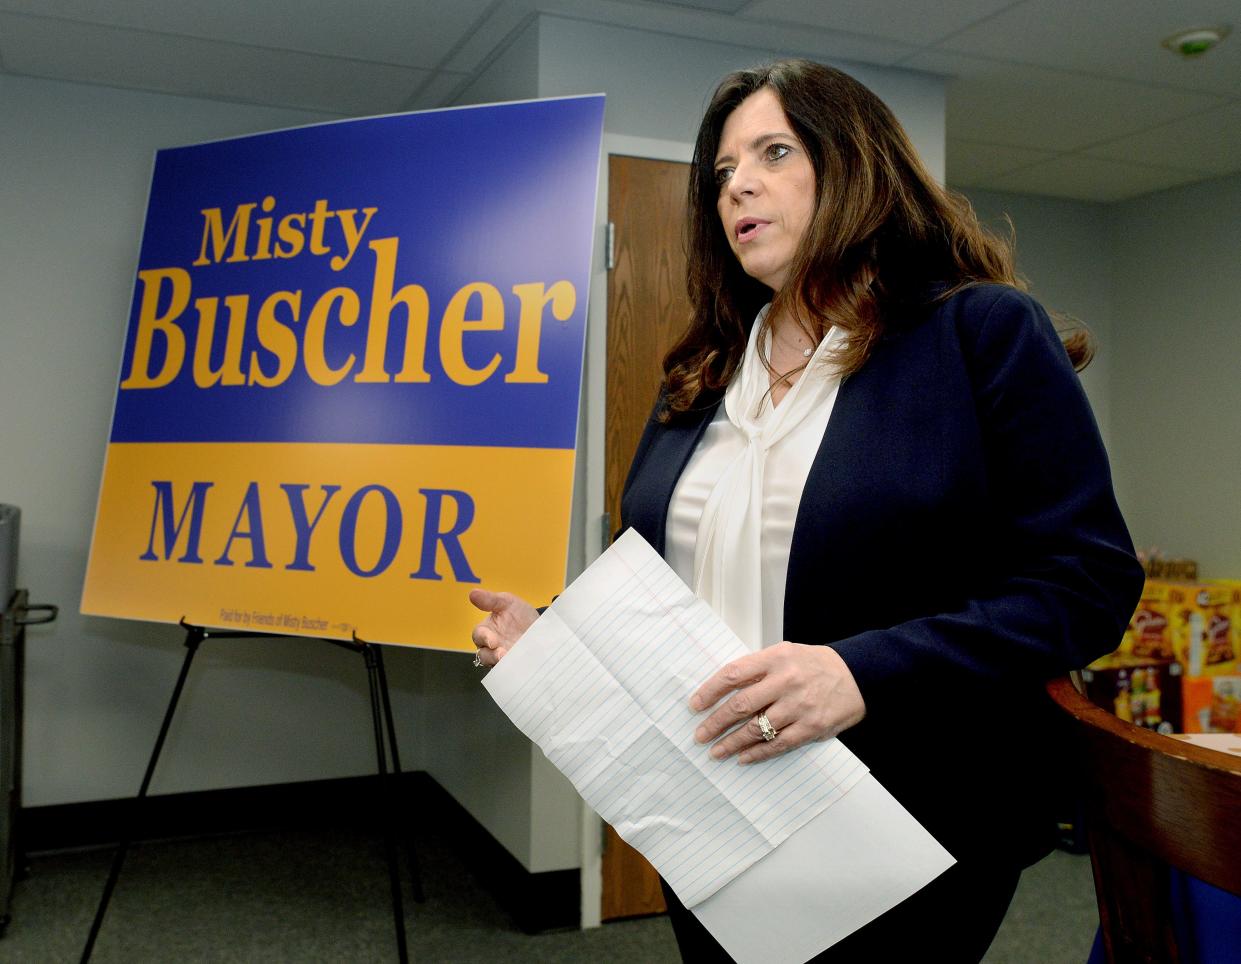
[
  {"left": 22, "top": 771, "right": 579, "bottom": 933},
  {"left": 23, "top": 773, "right": 387, "bottom": 852}
]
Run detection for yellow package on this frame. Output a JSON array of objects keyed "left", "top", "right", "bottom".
[
  {"left": 1122, "top": 580, "right": 1175, "bottom": 661},
  {"left": 1169, "top": 583, "right": 1236, "bottom": 676},
  {"left": 1211, "top": 579, "right": 1241, "bottom": 672},
  {"left": 1182, "top": 675, "right": 1241, "bottom": 734}
]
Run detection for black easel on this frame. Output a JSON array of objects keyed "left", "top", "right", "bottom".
[{"left": 80, "top": 620, "right": 423, "bottom": 963}]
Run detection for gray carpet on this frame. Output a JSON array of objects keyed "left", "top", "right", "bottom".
[{"left": 1, "top": 830, "right": 1096, "bottom": 962}]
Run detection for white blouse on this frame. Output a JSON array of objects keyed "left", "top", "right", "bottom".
[{"left": 664, "top": 311, "right": 846, "bottom": 651}]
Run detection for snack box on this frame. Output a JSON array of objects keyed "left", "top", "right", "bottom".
[
  {"left": 1121, "top": 580, "right": 1175, "bottom": 661},
  {"left": 1168, "top": 582, "right": 1236, "bottom": 676},
  {"left": 1212, "top": 579, "right": 1241, "bottom": 670},
  {"left": 1080, "top": 655, "right": 1182, "bottom": 735},
  {"left": 1182, "top": 674, "right": 1241, "bottom": 734}
]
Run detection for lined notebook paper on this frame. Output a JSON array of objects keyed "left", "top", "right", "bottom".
[{"left": 483, "top": 528, "right": 869, "bottom": 905}]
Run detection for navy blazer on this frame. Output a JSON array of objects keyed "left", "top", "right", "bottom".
[{"left": 620, "top": 284, "right": 1144, "bottom": 865}]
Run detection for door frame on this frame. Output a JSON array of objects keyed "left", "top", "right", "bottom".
[{"left": 577, "top": 132, "right": 694, "bottom": 929}]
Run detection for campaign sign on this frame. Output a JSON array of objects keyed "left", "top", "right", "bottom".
[{"left": 82, "top": 96, "right": 605, "bottom": 650}]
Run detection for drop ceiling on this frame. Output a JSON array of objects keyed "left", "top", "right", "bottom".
[{"left": 1, "top": 0, "right": 1237, "bottom": 202}]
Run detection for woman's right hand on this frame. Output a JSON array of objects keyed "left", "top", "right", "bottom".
[{"left": 468, "top": 589, "right": 539, "bottom": 667}]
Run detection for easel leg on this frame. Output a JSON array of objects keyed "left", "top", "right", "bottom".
[
  {"left": 364, "top": 644, "right": 409, "bottom": 964},
  {"left": 81, "top": 626, "right": 204, "bottom": 963},
  {"left": 372, "top": 645, "right": 425, "bottom": 902}
]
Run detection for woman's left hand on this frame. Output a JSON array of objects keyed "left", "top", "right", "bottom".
[{"left": 690, "top": 642, "right": 866, "bottom": 764}]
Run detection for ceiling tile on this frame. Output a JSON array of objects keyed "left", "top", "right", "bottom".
[
  {"left": 536, "top": 0, "right": 918, "bottom": 65},
  {"left": 1082, "top": 102, "right": 1241, "bottom": 177},
  {"left": 738, "top": 0, "right": 1021, "bottom": 45},
  {"left": 2, "top": 0, "right": 1237, "bottom": 203},
  {"left": 443, "top": 2, "right": 536, "bottom": 73},
  {"left": 980, "top": 154, "right": 1211, "bottom": 203},
  {"left": 645, "top": 0, "right": 752, "bottom": 12},
  {"left": 404, "top": 69, "right": 475, "bottom": 111},
  {"left": 905, "top": 50, "right": 1227, "bottom": 151},
  {"left": 946, "top": 139, "right": 1058, "bottom": 186},
  {"left": 0, "top": 0, "right": 494, "bottom": 69},
  {"left": 937, "top": 0, "right": 1241, "bottom": 96},
  {"left": 0, "top": 14, "right": 427, "bottom": 115}
]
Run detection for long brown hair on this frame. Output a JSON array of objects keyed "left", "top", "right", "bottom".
[{"left": 662, "top": 59, "right": 1090, "bottom": 417}]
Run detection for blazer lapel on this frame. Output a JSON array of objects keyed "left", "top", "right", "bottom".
[{"left": 622, "top": 400, "right": 718, "bottom": 556}]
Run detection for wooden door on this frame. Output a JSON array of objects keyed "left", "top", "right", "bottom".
[{"left": 601, "top": 154, "right": 692, "bottom": 921}]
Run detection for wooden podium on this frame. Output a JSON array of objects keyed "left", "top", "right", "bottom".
[{"left": 1047, "top": 676, "right": 1241, "bottom": 961}]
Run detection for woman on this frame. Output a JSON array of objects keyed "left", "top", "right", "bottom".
[{"left": 470, "top": 60, "right": 1143, "bottom": 962}]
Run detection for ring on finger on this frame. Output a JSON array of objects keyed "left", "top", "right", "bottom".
[{"left": 756, "top": 712, "right": 778, "bottom": 742}]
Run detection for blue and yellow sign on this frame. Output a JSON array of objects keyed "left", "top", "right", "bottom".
[{"left": 81, "top": 96, "right": 605, "bottom": 650}]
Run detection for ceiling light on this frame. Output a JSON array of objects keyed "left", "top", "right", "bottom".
[{"left": 1162, "top": 26, "right": 1230, "bottom": 58}]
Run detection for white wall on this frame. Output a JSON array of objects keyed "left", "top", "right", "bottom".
[
  {"left": 452, "top": 14, "right": 540, "bottom": 108},
  {"left": 963, "top": 178, "right": 1241, "bottom": 580},
  {"left": 963, "top": 189, "right": 1115, "bottom": 450},
  {"left": 1107, "top": 173, "right": 1241, "bottom": 577},
  {"left": 0, "top": 74, "right": 440, "bottom": 808},
  {"left": 535, "top": 17, "right": 945, "bottom": 182}
]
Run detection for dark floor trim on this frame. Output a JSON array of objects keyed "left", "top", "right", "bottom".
[
  {"left": 23, "top": 771, "right": 579, "bottom": 933},
  {"left": 24, "top": 773, "right": 382, "bottom": 852}
]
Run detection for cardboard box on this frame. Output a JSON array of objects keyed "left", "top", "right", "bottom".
[
  {"left": 1121, "top": 580, "right": 1175, "bottom": 661},
  {"left": 1081, "top": 656, "right": 1182, "bottom": 735},
  {"left": 1168, "top": 583, "right": 1236, "bottom": 676},
  {"left": 1211, "top": 579, "right": 1241, "bottom": 671},
  {"left": 1182, "top": 675, "right": 1241, "bottom": 734}
]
